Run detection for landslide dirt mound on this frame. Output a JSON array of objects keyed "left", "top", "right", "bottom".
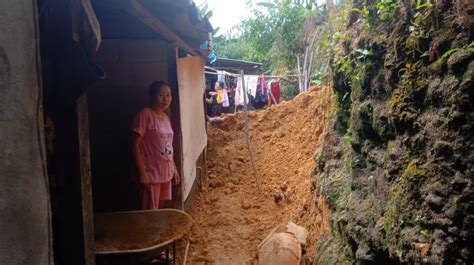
[{"left": 188, "top": 86, "right": 333, "bottom": 264}]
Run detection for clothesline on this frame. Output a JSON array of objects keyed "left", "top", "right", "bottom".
[
  {"left": 204, "top": 71, "right": 303, "bottom": 79},
  {"left": 204, "top": 71, "right": 240, "bottom": 77},
  {"left": 204, "top": 67, "right": 303, "bottom": 79}
]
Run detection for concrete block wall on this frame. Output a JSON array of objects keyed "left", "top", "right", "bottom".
[{"left": 0, "top": 1, "right": 52, "bottom": 264}]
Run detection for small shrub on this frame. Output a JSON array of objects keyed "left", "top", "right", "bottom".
[{"left": 281, "top": 86, "right": 299, "bottom": 101}]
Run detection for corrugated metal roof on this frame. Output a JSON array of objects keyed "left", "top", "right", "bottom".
[
  {"left": 212, "top": 58, "right": 264, "bottom": 74},
  {"left": 93, "top": 0, "right": 213, "bottom": 53}
]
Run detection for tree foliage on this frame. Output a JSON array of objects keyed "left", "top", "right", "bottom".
[
  {"left": 212, "top": 0, "right": 353, "bottom": 94},
  {"left": 214, "top": 0, "right": 313, "bottom": 72}
]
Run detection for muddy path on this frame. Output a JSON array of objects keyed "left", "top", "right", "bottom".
[{"left": 187, "top": 87, "right": 333, "bottom": 264}]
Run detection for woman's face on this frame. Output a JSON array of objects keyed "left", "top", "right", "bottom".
[
  {"left": 215, "top": 82, "right": 221, "bottom": 90},
  {"left": 153, "top": 85, "right": 172, "bottom": 110}
]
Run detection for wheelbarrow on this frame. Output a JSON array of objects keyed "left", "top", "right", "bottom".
[{"left": 94, "top": 209, "right": 193, "bottom": 265}]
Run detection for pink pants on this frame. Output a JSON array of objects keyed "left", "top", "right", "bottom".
[{"left": 142, "top": 181, "right": 172, "bottom": 209}]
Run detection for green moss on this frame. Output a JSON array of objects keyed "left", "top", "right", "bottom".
[
  {"left": 350, "top": 102, "right": 375, "bottom": 150},
  {"left": 402, "top": 160, "right": 426, "bottom": 180},
  {"left": 428, "top": 59, "right": 446, "bottom": 73},
  {"left": 448, "top": 91, "right": 463, "bottom": 105},
  {"left": 334, "top": 91, "right": 353, "bottom": 134},
  {"left": 390, "top": 72, "right": 427, "bottom": 132},
  {"left": 381, "top": 160, "right": 427, "bottom": 258},
  {"left": 372, "top": 108, "right": 396, "bottom": 141},
  {"left": 351, "top": 61, "right": 374, "bottom": 101},
  {"left": 333, "top": 59, "right": 353, "bottom": 134}
]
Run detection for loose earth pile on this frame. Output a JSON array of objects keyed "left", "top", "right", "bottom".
[{"left": 188, "top": 86, "right": 333, "bottom": 264}]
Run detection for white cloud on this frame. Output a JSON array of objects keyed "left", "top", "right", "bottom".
[
  {"left": 194, "top": 0, "right": 328, "bottom": 36},
  {"left": 194, "top": 0, "right": 251, "bottom": 36}
]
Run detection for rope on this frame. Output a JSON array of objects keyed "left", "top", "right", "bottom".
[{"left": 204, "top": 70, "right": 302, "bottom": 79}]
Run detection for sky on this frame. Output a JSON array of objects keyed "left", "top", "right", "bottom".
[
  {"left": 194, "top": 0, "right": 326, "bottom": 36},
  {"left": 194, "top": 0, "right": 251, "bottom": 36}
]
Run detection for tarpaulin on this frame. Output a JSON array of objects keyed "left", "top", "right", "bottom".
[{"left": 177, "top": 56, "right": 207, "bottom": 200}]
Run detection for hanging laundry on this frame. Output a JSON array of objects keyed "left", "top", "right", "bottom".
[
  {"left": 217, "top": 71, "right": 227, "bottom": 88},
  {"left": 208, "top": 50, "right": 217, "bottom": 64},
  {"left": 234, "top": 76, "right": 246, "bottom": 106},
  {"left": 222, "top": 87, "right": 230, "bottom": 108},
  {"left": 259, "top": 76, "right": 267, "bottom": 96},
  {"left": 270, "top": 80, "right": 282, "bottom": 104},
  {"left": 252, "top": 79, "right": 268, "bottom": 109},
  {"left": 244, "top": 75, "right": 259, "bottom": 98},
  {"left": 216, "top": 87, "right": 223, "bottom": 104}
]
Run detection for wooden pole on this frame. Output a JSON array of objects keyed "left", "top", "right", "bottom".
[
  {"left": 303, "top": 46, "right": 309, "bottom": 92},
  {"left": 240, "top": 70, "right": 261, "bottom": 191},
  {"left": 297, "top": 56, "right": 303, "bottom": 92}
]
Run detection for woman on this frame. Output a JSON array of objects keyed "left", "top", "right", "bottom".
[
  {"left": 215, "top": 81, "right": 225, "bottom": 116},
  {"left": 132, "top": 81, "right": 180, "bottom": 209},
  {"left": 205, "top": 83, "right": 218, "bottom": 117}
]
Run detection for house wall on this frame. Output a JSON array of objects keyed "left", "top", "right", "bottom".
[
  {"left": 0, "top": 0, "right": 52, "bottom": 264},
  {"left": 89, "top": 39, "right": 180, "bottom": 212}
]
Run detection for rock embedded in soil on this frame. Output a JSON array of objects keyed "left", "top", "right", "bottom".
[
  {"left": 208, "top": 179, "right": 224, "bottom": 188},
  {"left": 210, "top": 195, "right": 219, "bottom": 203},
  {"left": 241, "top": 200, "right": 252, "bottom": 210},
  {"left": 230, "top": 178, "right": 240, "bottom": 185}
]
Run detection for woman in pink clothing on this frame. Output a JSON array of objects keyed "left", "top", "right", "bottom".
[{"left": 132, "top": 81, "right": 180, "bottom": 209}]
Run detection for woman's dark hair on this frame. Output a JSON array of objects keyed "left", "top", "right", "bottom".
[
  {"left": 149, "top": 81, "right": 170, "bottom": 98},
  {"left": 218, "top": 81, "right": 225, "bottom": 88}
]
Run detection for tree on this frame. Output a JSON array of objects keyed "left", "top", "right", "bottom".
[
  {"left": 213, "top": 0, "right": 348, "bottom": 92},
  {"left": 213, "top": 0, "right": 310, "bottom": 72}
]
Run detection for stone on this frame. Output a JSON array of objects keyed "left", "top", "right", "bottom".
[
  {"left": 447, "top": 49, "right": 473, "bottom": 73},
  {"left": 230, "top": 178, "right": 240, "bottom": 185},
  {"left": 208, "top": 179, "right": 224, "bottom": 188},
  {"left": 414, "top": 242, "right": 431, "bottom": 258},
  {"left": 241, "top": 200, "right": 252, "bottom": 210},
  {"left": 433, "top": 141, "right": 453, "bottom": 159},
  {"left": 425, "top": 193, "right": 443, "bottom": 211}
]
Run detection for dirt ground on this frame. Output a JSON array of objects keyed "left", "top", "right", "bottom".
[{"left": 187, "top": 86, "right": 333, "bottom": 264}]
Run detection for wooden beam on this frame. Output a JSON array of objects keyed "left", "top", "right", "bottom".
[
  {"left": 167, "top": 43, "right": 185, "bottom": 210},
  {"left": 77, "top": 94, "right": 95, "bottom": 265},
  {"left": 130, "top": 0, "right": 198, "bottom": 56}
]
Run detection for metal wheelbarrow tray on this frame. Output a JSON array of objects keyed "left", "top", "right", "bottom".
[{"left": 94, "top": 209, "right": 192, "bottom": 265}]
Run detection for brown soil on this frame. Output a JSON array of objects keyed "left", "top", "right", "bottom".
[{"left": 187, "top": 86, "right": 333, "bottom": 264}]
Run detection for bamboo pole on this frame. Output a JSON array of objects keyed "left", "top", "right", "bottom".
[
  {"left": 240, "top": 70, "right": 261, "bottom": 191},
  {"left": 304, "top": 29, "right": 321, "bottom": 91},
  {"left": 307, "top": 49, "right": 315, "bottom": 90},
  {"left": 303, "top": 46, "right": 310, "bottom": 92},
  {"left": 297, "top": 56, "right": 303, "bottom": 92}
]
